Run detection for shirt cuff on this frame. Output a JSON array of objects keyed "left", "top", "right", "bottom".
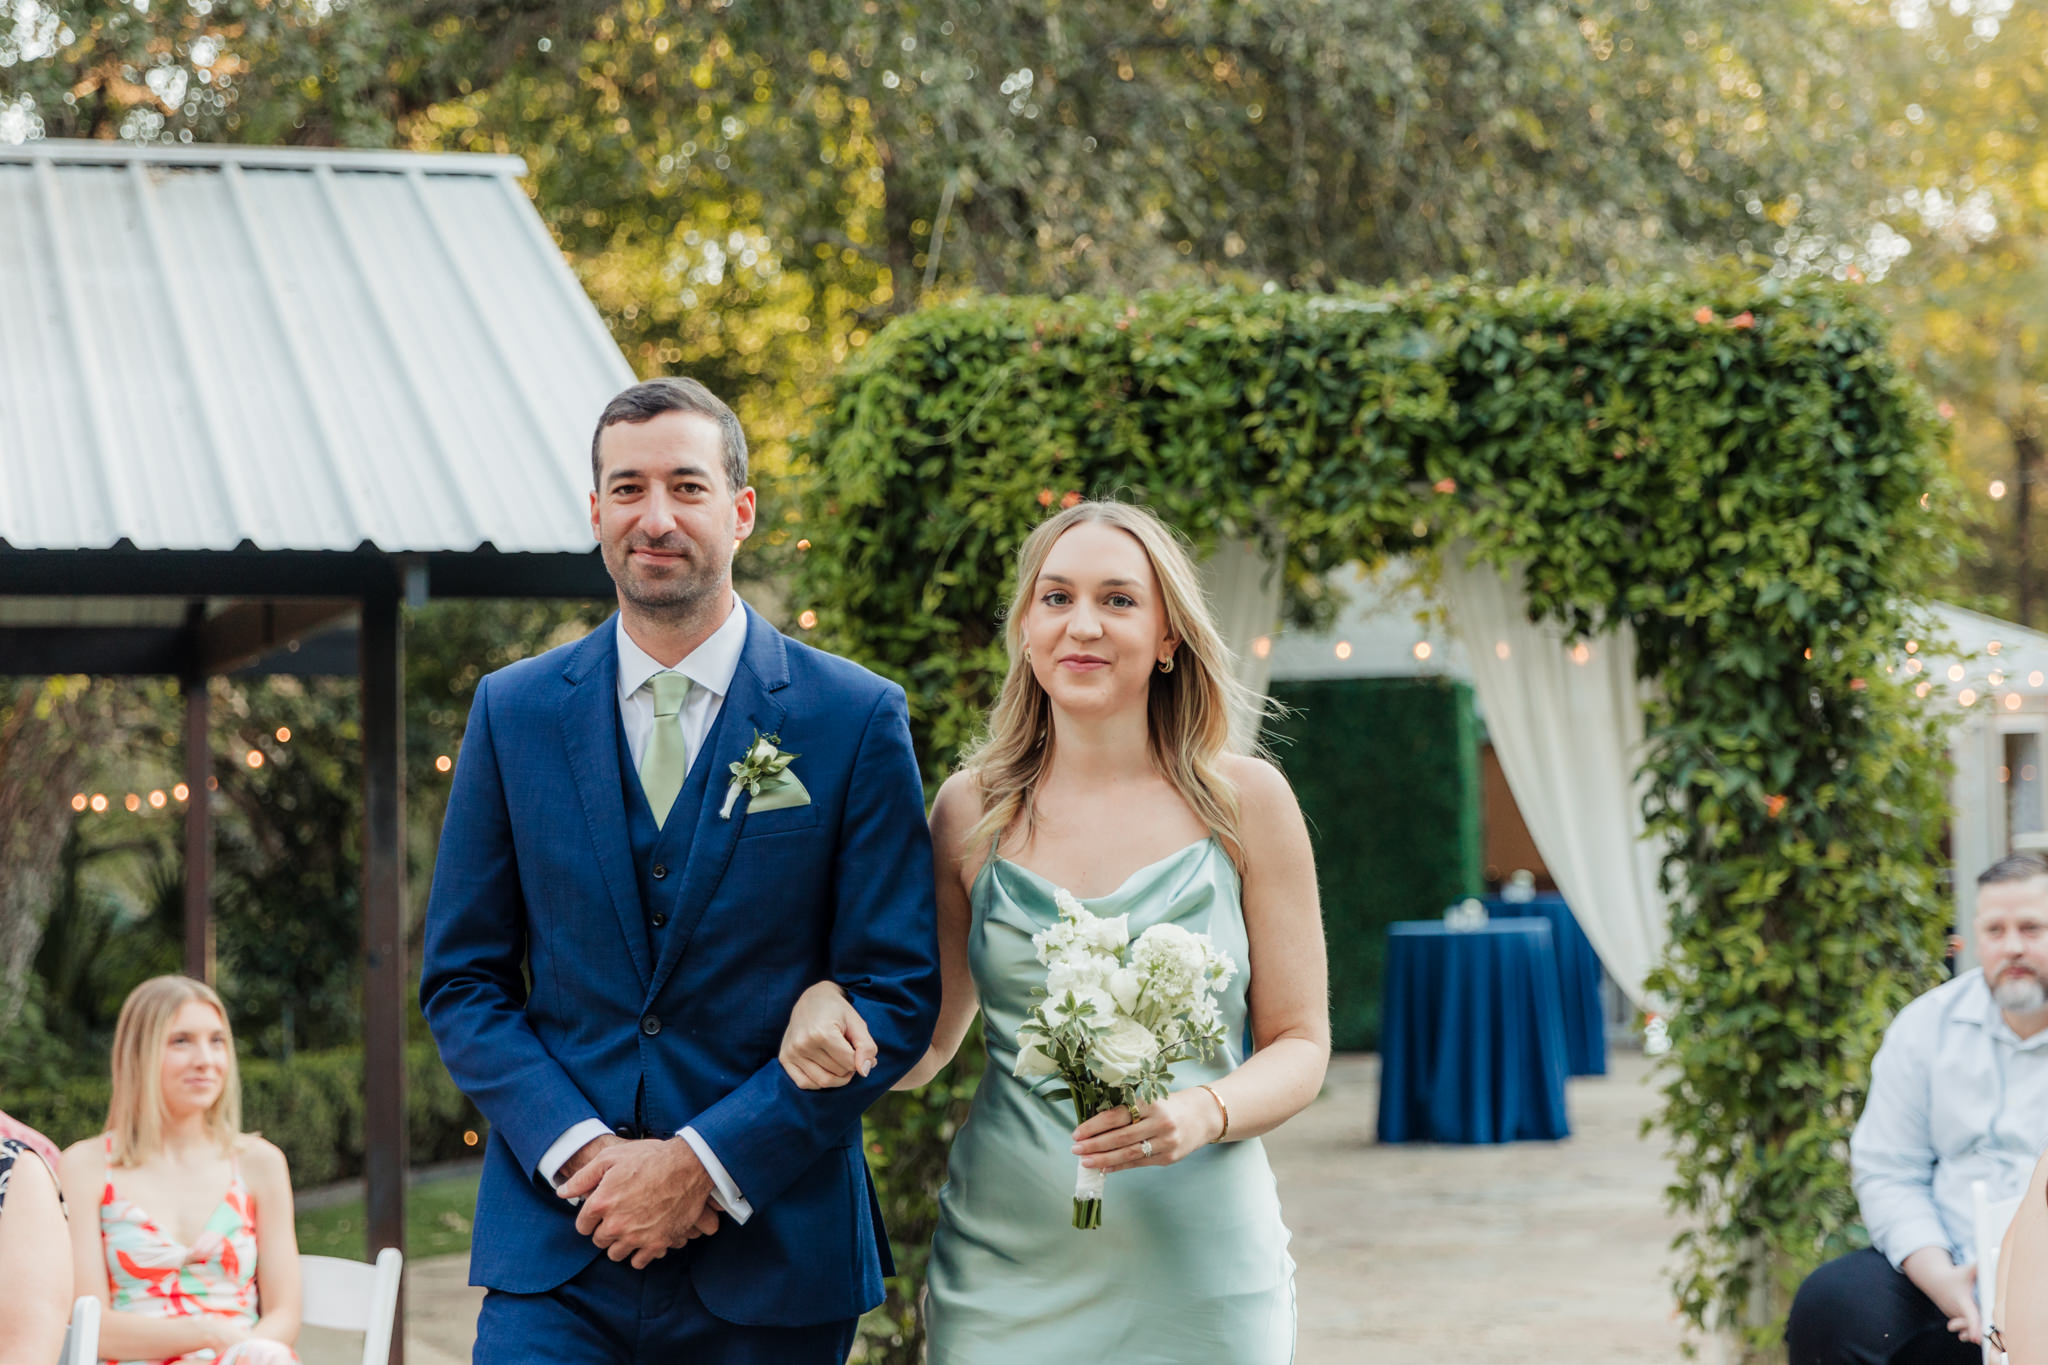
[
  {"left": 1875, "top": 1220, "right": 1956, "bottom": 1271},
  {"left": 538, "top": 1118, "right": 612, "bottom": 1189},
  {"left": 680, "top": 1126, "right": 754, "bottom": 1224}
]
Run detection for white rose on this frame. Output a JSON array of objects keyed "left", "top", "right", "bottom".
[
  {"left": 1083, "top": 912, "right": 1130, "bottom": 955},
  {"left": 1013, "top": 1041, "right": 1059, "bottom": 1079},
  {"left": 1087, "top": 1014, "right": 1161, "bottom": 1085},
  {"left": 1048, "top": 956, "right": 1113, "bottom": 998},
  {"left": 1054, "top": 888, "right": 1088, "bottom": 921}
]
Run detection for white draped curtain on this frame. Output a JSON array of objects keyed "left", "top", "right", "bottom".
[
  {"left": 1437, "top": 552, "right": 1669, "bottom": 1008},
  {"left": 1198, "top": 538, "right": 1286, "bottom": 751},
  {"left": 1198, "top": 539, "right": 1672, "bottom": 1008}
]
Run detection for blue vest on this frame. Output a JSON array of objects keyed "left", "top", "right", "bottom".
[{"left": 613, "top": 696, "right": 738, "bottom": 968}]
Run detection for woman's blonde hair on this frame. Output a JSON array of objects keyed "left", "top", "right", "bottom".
[
  {"left": 962, "top": 500, "right": 1269, "bottom": 868},
  {"left": 106, "top": 975, "right": 242, "bottom": 1166}
]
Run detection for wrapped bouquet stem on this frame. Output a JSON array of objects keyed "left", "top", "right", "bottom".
[{"left": 1014, "top": 888, "right": 1236, "bottom": 1230}]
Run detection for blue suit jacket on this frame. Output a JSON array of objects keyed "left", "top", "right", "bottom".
[{"left": 420, "top": 606, "right": 941, "bottom": 1325}]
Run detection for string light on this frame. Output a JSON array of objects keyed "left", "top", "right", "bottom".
[
  {"left": 1990, "top": 641, "right": 2004, "bottom": 655},
  {"left": 435, "top": 755, "right": 453, "bottom": 773},
  {"left": 124, "top": 794, "right": 140, "bottom": 812},
  {"left": 1959, "top": 688, "right": 1979, "bottom": 707},
  {"left": 1991, "top": 671, "right": 2005, "bottom": 686},
  {"left": 245, "top": 749, "right": 264, "bottom": 768},
  {"left": 148, "top": 791, "right": 166, "bottom": 809},
  {"left": 1252, "top": 636, "right": 1272, "bottom": 659},
  {"left": 1949, "top": 664, "right": 1966, "bottom": 682},
  {"left": 1495, "top": 641, "right": 1511, "bottom": 659},
  {"left": 2001, "top": 765, "right": 2013, "bottom": 783},
  {"left": 1992, "top": 480, "right": 2009, "bottom": 500},
  {"left": 173, "top": 783, "right": 190, "bottom": 802},
  {"left": 1570, "top": 642, "right": 1592, "bottom": 665},
  {"left": 798, "top": 610, "right": 818, "bottom": 630},
  {"left": 2006, "top": 693, "right": 2023, "bottom": 711},
  {"left": 1334, "top": 641, "right": 1353, "bottom": 661},
  {"left": 89, "top": 794, "right": 107, "bottom": 812},
  {"left": 1412, "top": 641, "right": 1433, "bottom": 661},
  {"left": 2033, "top": 672, "right": 2044, "bottom": 688},
  {"left": 1906, "top": 641, "right": 1920, "bottom": 654},
  {"left": 70, "top": 794, "right": 86, "bottom": 812},
  {"left": 276, "top": 727, "right": 291, "bottom": 743},
  {"left": 1916, "top": 682, "right": 1932, "bottom": 698},
  {"left": 796, "top": 539, "right": 811, "bottom": 551},
  {"left": 1907, "top": 658, "right": 1923, "bottom": 674}
]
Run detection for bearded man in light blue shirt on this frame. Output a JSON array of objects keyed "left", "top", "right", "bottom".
[{"left": 1786, "top": 852, "right": 2048, "bottom": 1365}]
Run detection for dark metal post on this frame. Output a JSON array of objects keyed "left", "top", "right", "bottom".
[
  {"left": 181, "top": 658, "right": 214, "bottom": 984},
  {"left": 360, "top": 583, "right": 407, "bottom": 1362}
]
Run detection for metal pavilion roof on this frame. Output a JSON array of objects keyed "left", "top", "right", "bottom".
[{"left": 0, "top": 139, "right": 634, "bottom": 556}]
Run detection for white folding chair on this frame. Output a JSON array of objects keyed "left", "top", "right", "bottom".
[
  {"left": 299, "top": 1247, "right": 404, "bottom": 1365},
  {"left": 1975, "top": 1179, "right": 2025, "bottom": 1365},
  {"left": 56, "top": 1295, "right": 99, "bottom": 1365}
]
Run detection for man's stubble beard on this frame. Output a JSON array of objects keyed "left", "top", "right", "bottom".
[{"left": 610, "top": 539, "right": 731, "bottom": 626}]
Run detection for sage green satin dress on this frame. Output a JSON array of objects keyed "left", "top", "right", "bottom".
[{"left": 925, "top": 837, "right": 1297, "bottom": 1364}]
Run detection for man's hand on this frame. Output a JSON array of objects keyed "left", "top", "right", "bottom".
[
  {"left": 553, "top": 1132, "right": 624, "bottom": 1192},
  {"left": 559, "top": 1136, "right": 721, "bottom": 1269},
  {"left": 1901, "top": 1246, "right": 1982, "bottom": 1343}
]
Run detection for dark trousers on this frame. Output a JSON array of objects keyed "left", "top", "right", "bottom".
[
  {"left": 475, "top": 1250, "right": 858, "bottom": 1365},
  {"left": 1786, "top": 1249, "right": 1980, "bottom": 1365}
]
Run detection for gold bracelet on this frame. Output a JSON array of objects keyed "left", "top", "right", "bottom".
[{"left": 1198, "top": 1083, "right": 1230, "bottom": 1143}]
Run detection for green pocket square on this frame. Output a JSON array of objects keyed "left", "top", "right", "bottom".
[{"left": 745, "top": 770, "right": 811, "bottom": 813}]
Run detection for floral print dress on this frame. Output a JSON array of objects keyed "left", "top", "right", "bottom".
[{"left": 99, "top": 1135, "right": 291, "bottom": 1365}]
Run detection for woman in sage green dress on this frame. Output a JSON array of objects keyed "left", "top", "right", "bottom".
[{"left": 781, "top": 500, "right": 1330, "bottom": 1363}]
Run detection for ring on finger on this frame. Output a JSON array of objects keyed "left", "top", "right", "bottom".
[{"left": 1139, "top": 1138, "right": 1154, "bottom": 1158}]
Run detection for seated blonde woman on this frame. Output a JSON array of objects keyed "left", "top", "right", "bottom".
[
  {"left": 59, "top": 976, "right": 302, "bottom": 1365},
  {"left": 0, "top": 1128, "right": 71, "bottom": 1365},
  {"left": 1995, "top": 1147, "right": 2048, "bottom": 1364}
]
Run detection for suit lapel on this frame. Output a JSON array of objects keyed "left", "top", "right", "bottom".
[
  {"left": 557, "top": 617, "right": 654, "bottom": 994},
  {"left": 648, "top": 605, "right": 790, "bottom": 999}
]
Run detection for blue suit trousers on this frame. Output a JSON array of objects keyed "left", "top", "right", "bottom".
[{"left": 474, "top": 1251, "right": 857, "bottom": 1365}]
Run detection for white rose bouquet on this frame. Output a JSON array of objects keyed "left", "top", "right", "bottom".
[{"left": 1014, "top": 887, "right": 1237, "bottom": 1229}]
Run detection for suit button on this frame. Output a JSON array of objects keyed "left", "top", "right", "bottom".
[
  {"left": 641, "top": 1014, "right": 661, "bottom": 1036},
  {"left": 612, "top": 1123, "right": 634, "bottom": 1139},
  {"left": 650, "top": 912, "right": 668, "bottom": 929},
  {"left": 651, "top": 864, "right": 668, "bottom": 880}
]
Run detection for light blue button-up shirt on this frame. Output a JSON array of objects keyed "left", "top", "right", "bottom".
[{"left": 1850, "top": 968, "right": 2048, "bottom": 1267}]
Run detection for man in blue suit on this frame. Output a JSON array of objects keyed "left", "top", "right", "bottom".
[{"left": 421, "top": 377, "right": 941, "bottom": 1363}]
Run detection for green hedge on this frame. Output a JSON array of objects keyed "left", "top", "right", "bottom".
[
  {"left": 4, "top": 1042, "right": 484, "bottom": 1188},
  {"left": 1267, "top": 677, "right": 1483, "bottom": 1050},
  {"left": 794, "top": 280, "right": 1956, "bottom": 1357}
]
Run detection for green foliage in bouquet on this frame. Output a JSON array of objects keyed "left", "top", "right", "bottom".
[{"left": 797, "top": 279, "right": 1958, "bottom": 1358}]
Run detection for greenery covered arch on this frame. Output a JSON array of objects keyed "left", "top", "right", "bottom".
[{"left": 793, "top": 280, "right": 1955, "bottom": 1350}]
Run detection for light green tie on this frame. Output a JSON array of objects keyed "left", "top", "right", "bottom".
[{"left": 640, "top": 672, "right": 693, "bottom": 829}]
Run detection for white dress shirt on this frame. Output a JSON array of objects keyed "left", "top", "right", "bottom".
[
  {"left": 1850, "top": 967, "right": 2048, "bottom": 1267},
  {"left": 535, "top": 599, "right": 755, "bottom": 1222}
]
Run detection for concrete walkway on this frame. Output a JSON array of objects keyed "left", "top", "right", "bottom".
[{"left": 307, "top": 1052, "right": 1686, "bottom": 1364}]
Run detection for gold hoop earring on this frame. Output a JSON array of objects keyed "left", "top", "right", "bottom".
[{"left": 1158, "top": 656, "right": 1175, "bottom": 674}]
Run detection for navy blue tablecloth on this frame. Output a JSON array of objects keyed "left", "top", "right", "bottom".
[
  {"left": 1376, "top": 920, "right": 1571, "bottom": 1143},
  {"left": 1483, "top": 894, "right": 1608, "bottom": 1077}
]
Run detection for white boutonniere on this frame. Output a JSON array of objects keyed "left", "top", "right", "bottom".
[{"left": 721, "top": 730, "right": 800, "bottom": 819}]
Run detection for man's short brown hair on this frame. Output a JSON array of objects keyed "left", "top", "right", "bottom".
[{"left": 590, "top": 377, "right": 748, "bottom": 494}]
